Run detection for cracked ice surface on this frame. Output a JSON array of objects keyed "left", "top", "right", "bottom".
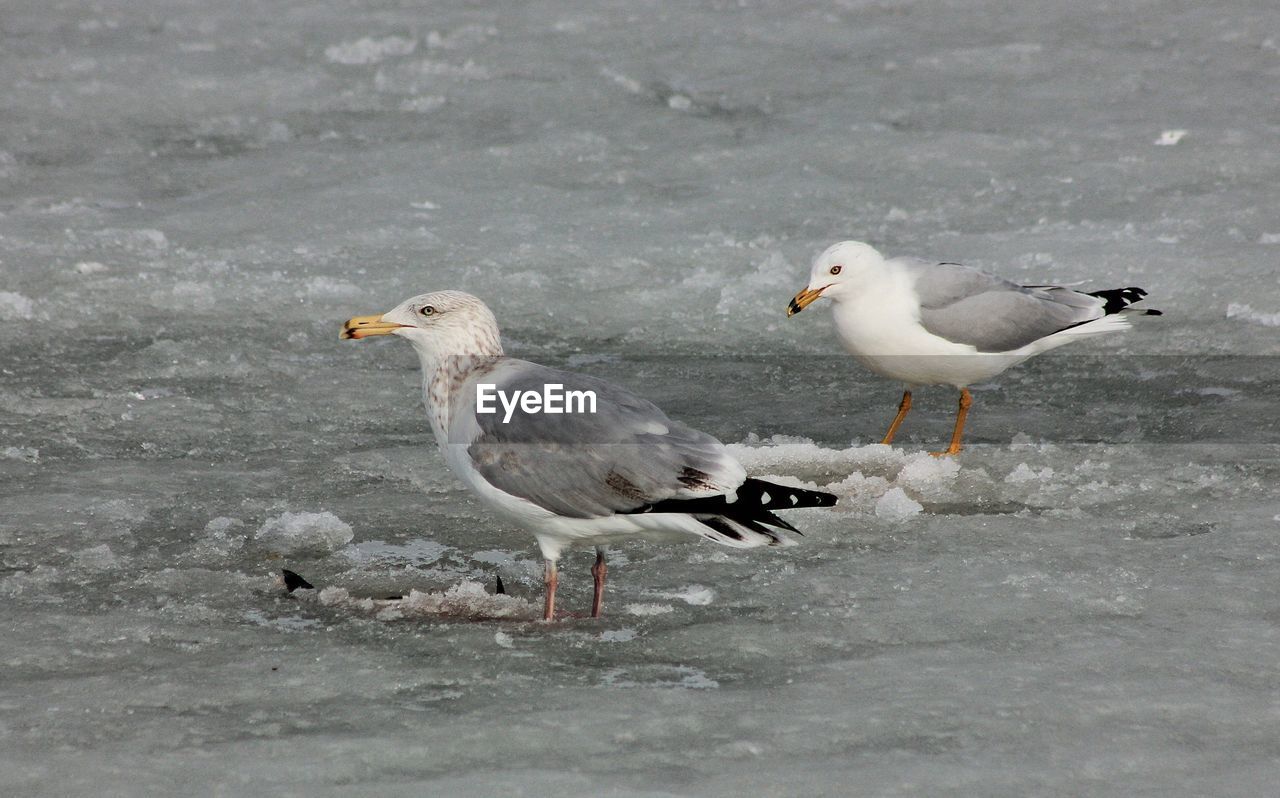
[{"left": 2, "top": 0, "right": 1279, "bottom": 796}]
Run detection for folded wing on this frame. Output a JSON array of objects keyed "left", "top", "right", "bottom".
[
  {"left": 901, "top": 259, "right": 1112, "bottom": 353},
  {"left": 458, "top": 360, "right": 747, "bottom": 518}
]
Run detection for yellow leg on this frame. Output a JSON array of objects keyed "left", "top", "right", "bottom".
[
  {"left": 543, "top": 560, "right": 558, "bottom": 621},
  {"left": 590, "top": 548, "right": 607, "bottom": 619},
  {"left": 931, "top": 388, "right": 973, "bottom": 457},
  {"left": 881, "top": 390, "right": 913, "bottom": 445}
]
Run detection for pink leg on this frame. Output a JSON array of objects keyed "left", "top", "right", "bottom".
[
  {"left": 543, "top": 560, "right": 558, "bottom": 622},
  {"left": 590, "top": 548, "right": 608, "bottom": 619}
]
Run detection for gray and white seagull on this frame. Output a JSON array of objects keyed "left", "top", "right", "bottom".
[
  {"left": 342, "top": 291, "right": 837, "bottom": 621},
  {"left": 788, "top": 241, "right": 1162, "bottom": 455}
]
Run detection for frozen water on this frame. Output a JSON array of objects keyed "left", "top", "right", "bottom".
[
  {"left": 0, "top": 291, "right": 37, "bottom": 321},
  {"left": 873, "top": 487, "right": 924, "bottom": 520},
  {"left": 1227, "top": 302, "right": 1280, "bottom": 327},
  {"left": 3, "top": 0, "right": 1280, "bottom": 795},
  {"left": 315, "top": 581, "right": 534, "bottom": 622},
  {"left": 255, "top": 511, "right": 354, "bottom": 557}
]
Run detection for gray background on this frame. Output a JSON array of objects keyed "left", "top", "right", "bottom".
[{"left": 2, "top": 1, "right": 1279, "bottom": 795}]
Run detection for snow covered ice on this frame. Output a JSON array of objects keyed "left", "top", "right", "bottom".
[{"left": 2, "top": 1, "right": 1280, "bottom": 796}]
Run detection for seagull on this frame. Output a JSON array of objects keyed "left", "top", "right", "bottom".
[
  {"left": 787, "top": 241, "right": 1161, "bottom": 455},
  {"left": 342, "top": 291, "right": 837, "bottom": 620}
]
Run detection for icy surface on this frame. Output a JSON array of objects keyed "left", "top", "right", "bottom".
[
  {"left": 3, "top": 0, "right": 1280, "bottom": 796},
  {"left": 255, "top": 511, "right": 354, "bottom": 556}
]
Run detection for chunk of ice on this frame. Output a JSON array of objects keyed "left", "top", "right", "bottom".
[
  {"left": 874, "top": 488, "right": 923, "bottom": 520},
  {"left": 255, "top": 511, "right": 354, "bottom": 556},
  {"left": 317, "top": 580, "right": 533, "bottom": 620}
]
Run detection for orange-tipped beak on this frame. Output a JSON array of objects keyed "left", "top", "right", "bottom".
[
  {"left": 340, "top": 314, "right": 407, "bottom": 340},
  {"left": 787, "top": 286, "right": 826, "bottom": 316}
]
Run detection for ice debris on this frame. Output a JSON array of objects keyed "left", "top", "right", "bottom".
[
  {"left": 874, "top": 488, "right": 923, "bottom": 520},
  {"left": 316, "top": 580, "right": 534, "bottom": 621},
  {"left": 256, "top": 511, "right": 354, "bottom": 556}
]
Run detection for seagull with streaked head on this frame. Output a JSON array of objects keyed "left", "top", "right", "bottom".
[{"left": 342, "top": 291, "right": 838, "bottom": 621}]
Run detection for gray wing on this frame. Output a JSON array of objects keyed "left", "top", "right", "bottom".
[
  {"left": 458, "top": 359, "right": 746, "bottom": 518},
  {"left": 899, "top": 258, "right": 1105, "bottom": 353}
]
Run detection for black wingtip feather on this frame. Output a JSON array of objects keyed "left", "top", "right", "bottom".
[
  {"left": 1088, "top": 286, "right": 1160, "bottom": 315},
  {"left": 627, "top": 477, "right": 837, "bottom": 536},
  {"left": 281, "top": 569, "right": 314, "bottom": 592},
  {"left": 697, "top": 515, "right": 790, "bottom": 545}
]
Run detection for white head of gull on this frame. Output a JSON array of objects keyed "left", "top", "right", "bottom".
[{"left": 788, "top": 241, "right": 1161, "bottom": 456}]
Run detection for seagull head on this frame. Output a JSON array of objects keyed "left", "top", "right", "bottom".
[
  {"left": 787, "top": 240, "right": 885, "bottom": 316},
  {"left": 341, "top": 290, "right": 503, "bottom": 359}
]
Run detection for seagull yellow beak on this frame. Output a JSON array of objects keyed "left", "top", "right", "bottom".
[
  {"left": 340, "top": 314, "right": 407, "bottom": 340},
  {"left": 787, "top": 286, "right": 826, "bottom": 316}
]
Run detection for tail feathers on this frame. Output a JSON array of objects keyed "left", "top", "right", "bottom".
[
  {"left": 695, "top": 515, "right": 796, "bottom": 548},
  {"left": 627, "top": 477, "right": 838, "bottom": 545},
  {"left": 1088, "top": 286, "right": 1163, "bottom": 316},
  {"left": 1053, "top": 313, "right": 1134, "bottom": 340}
]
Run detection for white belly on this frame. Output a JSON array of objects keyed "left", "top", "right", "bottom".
[
  {"left": 832, "top": 298, "right": 1031, "bottom": 388},
  {"left": 439, "top": 439, "right": 717, "bottom": 562}
]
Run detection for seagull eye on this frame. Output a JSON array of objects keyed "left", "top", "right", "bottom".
[
  {"left": 420, "top": 305, "right": 436, "bottom": 317},
  {"left": 829, "top": 265, "right": 843, "bottom": 276}
]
